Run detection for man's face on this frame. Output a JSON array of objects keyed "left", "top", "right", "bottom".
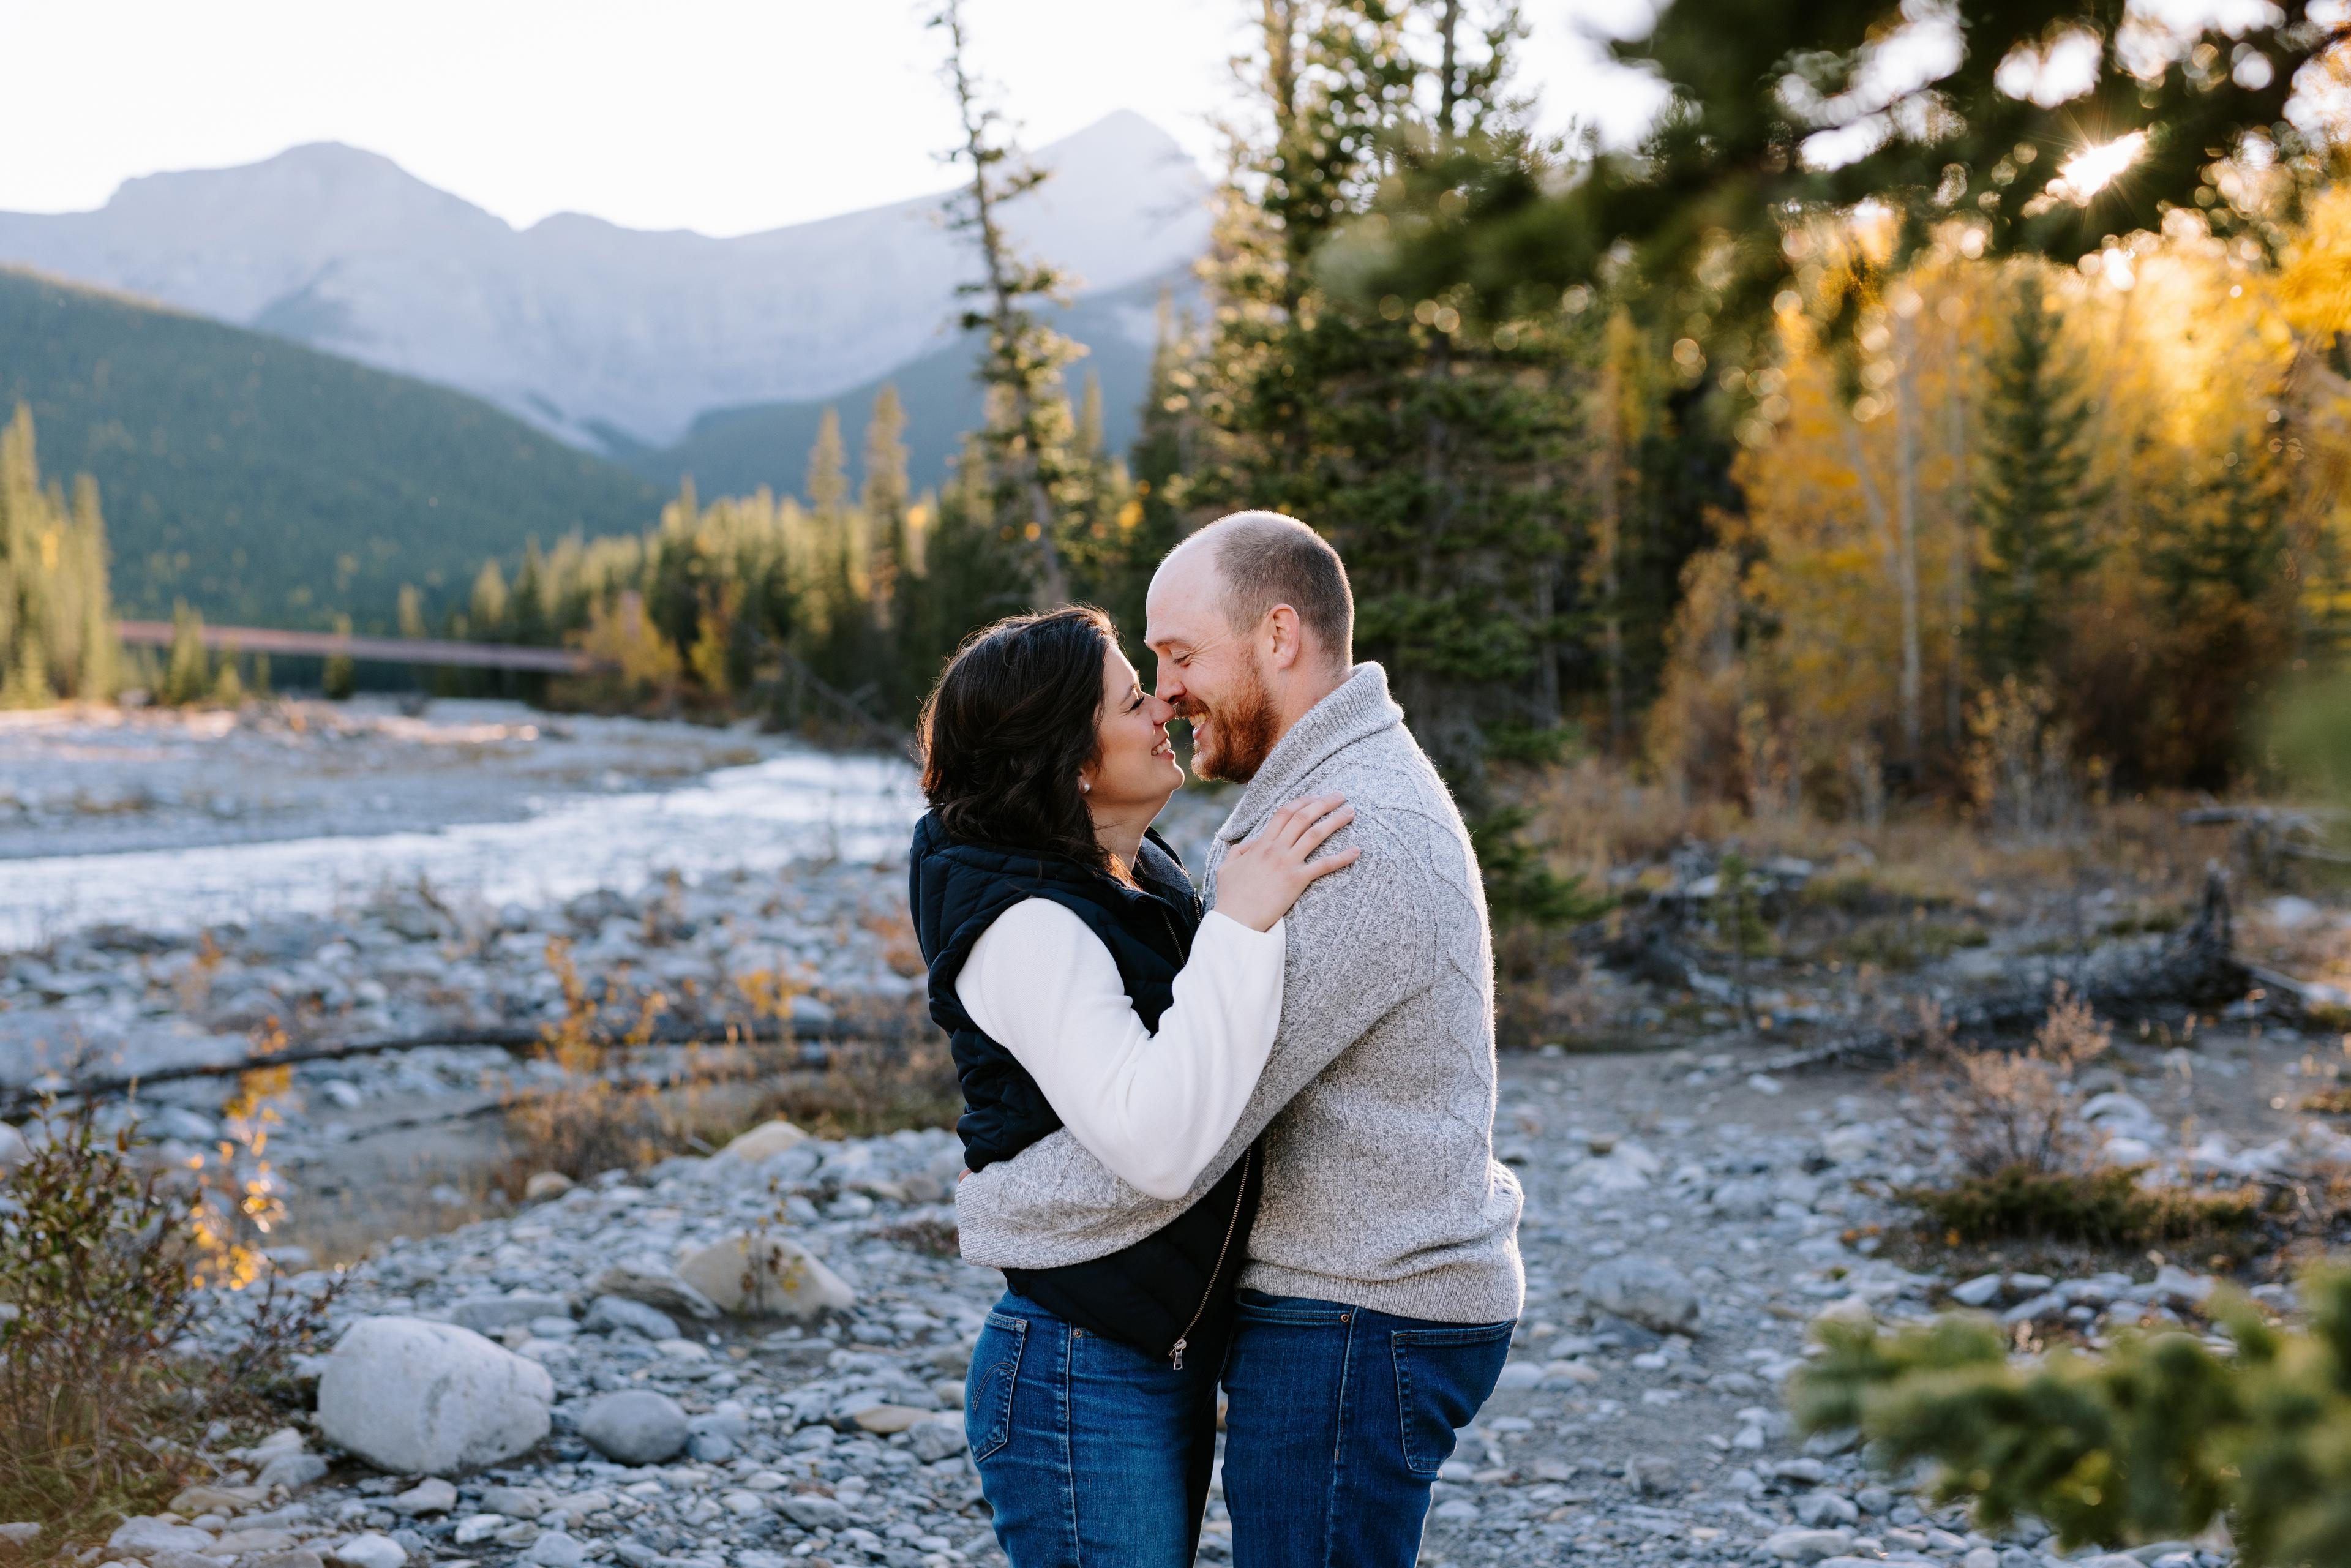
[{"left": 1144, "top": 549, "right": 1282, "bottom": 784}]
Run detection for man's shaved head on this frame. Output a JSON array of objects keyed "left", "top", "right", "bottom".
[{"left": 1179, "top": 511, "right": 1354, "bottom": 669}]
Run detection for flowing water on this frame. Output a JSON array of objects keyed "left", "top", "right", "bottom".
[{"left": 0, "top": 746, "right": 925, "bottom": 950}]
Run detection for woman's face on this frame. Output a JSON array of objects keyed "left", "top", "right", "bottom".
[{"left": 1082, "top": 640, "right": 1183, "bottom": 815}]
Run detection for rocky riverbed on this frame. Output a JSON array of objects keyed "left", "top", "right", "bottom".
[
  {"left": 8, "top": 702, "right": 2351, "bottom": 1568},
  {"left": 43, "top": 1012, "right": 2351, "bottom": 1568}
]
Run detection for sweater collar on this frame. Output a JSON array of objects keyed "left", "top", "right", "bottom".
[{"left": 1216, "top": 662, "right": 1403, "bottom": 844}]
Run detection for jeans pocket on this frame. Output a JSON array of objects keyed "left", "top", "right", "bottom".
[
  {"left": 1390, "top": 1321, "right": 1515, "bottom": 1477},
  {"left": 964, "top": 1312, "right": 1028, "bottom": 1464}
]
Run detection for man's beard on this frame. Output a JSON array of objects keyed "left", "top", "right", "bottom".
[{"left": 1187, "top": 659, "right": 1281, "bottom": 784}]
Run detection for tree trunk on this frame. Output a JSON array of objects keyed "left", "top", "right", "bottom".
[
  {"left": 1893, "top": 315, "right": 1925, "bottom": 768},
  {"left": 1943, "top": 308, "right": 1971, "bottom": 749}
]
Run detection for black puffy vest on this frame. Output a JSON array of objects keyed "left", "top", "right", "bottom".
[{"left": 909, "top": 813, "right": 1261, "bottom": 1365}]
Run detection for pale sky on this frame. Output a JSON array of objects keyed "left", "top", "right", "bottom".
[{"left": 2, "top": 0, "right": 1668, "bottom": 238}]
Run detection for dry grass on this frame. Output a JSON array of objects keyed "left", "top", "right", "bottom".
[
  {"left": 500, "top": 941, "right": 954, "bottom": 1181},
  {"left": 1515, "top": 757, "right": 2220, "bottom": 907},
  {"left": 0, "top": 1112, "right": 334, "bottom": 1547},
  {"left": 1921, "top": 988, "right": 2113, "bottom": 1179}
]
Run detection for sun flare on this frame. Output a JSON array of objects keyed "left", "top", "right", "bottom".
[{"left": 2050, "top": 130, "right": 2148, "bottom": 204}]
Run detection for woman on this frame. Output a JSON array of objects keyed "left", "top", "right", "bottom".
[{"left": 909, "top": 606, "right": 1354, "bottom": 1568}]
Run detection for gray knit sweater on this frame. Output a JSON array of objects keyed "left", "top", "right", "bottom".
[{"left": 954, "top": 663, "right": 1525, "bottom": 1325}]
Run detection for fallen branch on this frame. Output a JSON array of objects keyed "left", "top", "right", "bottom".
[
  {"left": 1761, "top": 863, "right": 2252, "bottom": 1074},
  {"left": 0, "top": 1013, "right": 937, "bottom": 1119}
]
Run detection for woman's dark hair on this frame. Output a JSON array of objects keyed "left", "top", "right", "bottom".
[{"left": 920, "top": 606, "right": 1116, "bottom": 870}]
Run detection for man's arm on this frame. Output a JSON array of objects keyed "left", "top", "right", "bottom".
[{"left": 954, "top": 816, "right": 1439, "bottom": 1267}]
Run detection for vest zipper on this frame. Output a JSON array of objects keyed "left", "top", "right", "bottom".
[{"left": 1169, "top": 1144, "right": 1253, "bottom": 1371}]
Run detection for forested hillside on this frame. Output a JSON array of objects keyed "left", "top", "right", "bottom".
[
  {"left": 628, "top": 269, "right": 1187, "bottom": 499},
  {"left": 0, "top": 268, "right": 658, "bottom": 626}
]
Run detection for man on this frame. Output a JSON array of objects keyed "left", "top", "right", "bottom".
[{"left": 957, "top": 511, "right": 1523, "bottom": 1567}]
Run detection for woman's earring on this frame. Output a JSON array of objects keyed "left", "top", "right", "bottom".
[{"left": 1079, "top": 779, "right": 1091, "bottom": 793}]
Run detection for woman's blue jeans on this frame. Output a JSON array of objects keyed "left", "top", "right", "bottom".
[
  {"left": 1220, "top": 1290, "right": 1515, "bottom": 1568},
  {"left": 964, "top": 1291, "right": 1221, "bottom": 1568}
]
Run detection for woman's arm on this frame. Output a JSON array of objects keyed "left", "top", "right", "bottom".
[{"left": 956, "top": 898, "right": 1284, "bottom": 1201}]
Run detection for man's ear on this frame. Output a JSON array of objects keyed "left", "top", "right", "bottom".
[{"left": 1264, "top": 604, "right": 1304, "bottom": 671}]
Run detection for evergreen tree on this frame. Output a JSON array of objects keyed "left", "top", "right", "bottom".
[
  {"left": 0, "top": 405, "right": 118, "bottom": 706},
  {"left": 932, "top": 0, "right": 1084, "bottom": 606},
  {"left": 160, "top": 601, "right": 211, "bottom": 707},
  {"left": 1972, "top": 273, "right": 2101, "bottom": 683},
  {"left": 1183, "top": 0, "right": 1586, "bottom": 789},
  {"left": 323, "top": 613, "right": 356, "bottom": 700}
]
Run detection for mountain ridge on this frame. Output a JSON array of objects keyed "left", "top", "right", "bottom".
[{"left": 0, "top": 113, "right": 1209, "bottom": 453}]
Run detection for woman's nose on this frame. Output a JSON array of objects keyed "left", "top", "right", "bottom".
[{"left": 1144, "top": 693, "right": 1177, "bottom": 726}]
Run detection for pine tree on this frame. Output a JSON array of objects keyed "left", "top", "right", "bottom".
[
  {"left": 932, "top": 0, "right": 1084, "bottom": 606},
  {"left": 1973, "top": 272, "right": 2102, "bottom": 684},
  {"left": 0, "top": 405, "right": 118, "bottom": 706},
  {"left": 323, "top": 613, "right": 356, "bottom": 700},
  {"left": 160, "top": 601, "right": 211, "bottom": 706},
  {"left": 1184, "top": 0, "right": 1586, "bottom": 788}
]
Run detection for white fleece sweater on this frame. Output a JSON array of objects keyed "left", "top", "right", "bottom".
[{"left": 954, "top": 902, "right": 1286, "bottom": 1201}]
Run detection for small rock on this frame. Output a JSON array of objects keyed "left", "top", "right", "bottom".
[
  {"left": 316, "top": 1317, "right": 554, "bottom": 1476},
  {"left": 448, "top": 1294, "right": 569, "bottom": 1334},
  {"left": 1624, "top": 1455, "right": 1675, "bottom": 1495},
  {"left": 909, "top": 1416, "right": 969, "bottom": 1463},
  {"left": 1763, "top": 1528, "right": 1854, "bottom": 1563},
  {"left": 451, "top": 1515, "right": 507, "bottom": 1545},
  {"left": 0, "top": 1524, "right": 38, "bottom": 1546},
  {"left": 851, "top": 1403, "right": 931, "bottom": 1436},
  {"left": 255, "top": 1452, "right": 329, "bottom": 1493},
  {"left": 477, "top": 1487, "right": 552, "bottom": 1520},
  {"left": 1493, "top": 1362, "right": 1543, "bottom": 1392},
  {"left": 170, "top": 1485, "right": 267, "bottom": 1515},
  {"left": 389, "top": 1478, "right": 456, "bottom": 1515},
  {"left": 0, "top": 1122, "right": 27, "bottom": 1173},
  {"left": 213, "top": 1530, "right": 300, "bottom": 1555},
  {"left": 328, "top": 1534, "right": 406, "bottom": 1568},
  {"left": 108, "top": 1519, "right": 218, "bottom": 1555},
  {"left": 1794, "top": 1490, "right": 1859, "bottom": 1527},
  {"left": 1431, "top": 1498, "right": 1481, "bottom": 1523},
  {"left": 780, "top": 1496, "right": 850, "bottom": 1530},
  {"left": 1820, "top": 1124, "right": 1877, "bottom": 1165},
  {"left": 721, "top": 1120, "right": 809, "bottom": 1161},
  {"left": 1949, "top": 1273, "right": 2004, "bottom": 1307},
  {"left": 524, "top": 1531, "right": 586, "bottom": 1568},
  {"left": 576, "top": 1390, "right": 689, "bottom": 1465},
  {"left": 1708, "top": 1177, "right": 1776, "bottom": 1219},
  {"left": 149, "top": 1551, "right": 232, "bottom": 1568},
  {"left": 587, "top": 1259, "right": 721, "bottom": 1321},
  {"left": 522, "top": 1171, "right": 574, "bottom": 1202},
  {"left": 580, "top": 1295, "right": 678, "bottom": 1341},
  {"left": 1769, "top": 1458, "right": 1827, "bottom": 1484},
  {"left": 677, "top": 1232, "right": 856, "bottom": 1319},
  {"left": 1581, "top": 1255, "right": 1701, "bottom": 1335},
  {"left": 1962, "top": 1551, "right": 2000, "bottom": 1568},
  {"left": 686, "top": 1430, "right": 736, "bottom": 1462},
  {"left": 242, "top": 1553, "right": 325, "bottom": 1568}
]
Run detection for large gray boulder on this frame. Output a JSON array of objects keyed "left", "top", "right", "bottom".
[
  {"left": 1581, "top": 1255, "right": 1702, "bottom": 1336},
  {"left": 574, "top": 1390, "right": 689, "bottom": 1466},
  {"left": 317, "top": 1317, "right": 553, "bottom": 1476}
]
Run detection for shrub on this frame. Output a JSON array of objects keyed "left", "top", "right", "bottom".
[
  {"left": 1918, "top": 987, "right": 2110, "bottom": 1179},
  {"left": 1905, "top": 1163, "right": 2261, "bottom": 1250},
  {"left": 0, "top": 1113, "right": 332, "bottom": 1542},
  {"left": 1790, "top": 1262, "right": 2351, "bottom": 1567}
]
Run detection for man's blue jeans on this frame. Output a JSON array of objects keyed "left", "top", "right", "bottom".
[
  {"left": 1220, "top": 1291, "right": 1515, "bottom": 1568},
  {"left": 964, "top": 1291, "right": 1221, "bottom": 1568}
]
